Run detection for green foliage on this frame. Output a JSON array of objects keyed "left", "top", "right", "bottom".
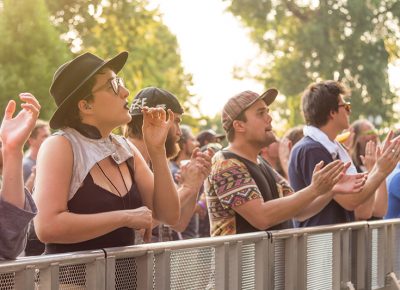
[
  {"left": 226, "top": 0, "right": 400, "bottom": 129},
  {"left": 0, "top": 0, "right": 71, "bottom": 120},
  {"left": 46, "top": 0, "right": 196, "bottom": 122}
]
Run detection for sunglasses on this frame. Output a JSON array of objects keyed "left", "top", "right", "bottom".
[
  {"left": 83, "top": 77, "right": 125, "bottom": 100},
  {"left": 338, "top": 102, "right": 351, "bottom": 113}
]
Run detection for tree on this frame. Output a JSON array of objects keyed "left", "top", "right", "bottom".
[
  {"left": 225, "top": 0, "right": 400, "bottom": 128},
  {"left": 0, "top": 0, "right": 71, "bottom": 120},
  {"left": 45, "top": 0, "right": 196, "bottom": 120}
]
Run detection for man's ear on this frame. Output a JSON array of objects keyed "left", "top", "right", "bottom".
[
  {"left": 329, "top": 109, "right": 337, "bottom": 120},
  {"left": 288, "top": 140, "right": 293, "bottom": 151},
  {"left": 232, "top": 120, "right": 245, "bottom": 133}
]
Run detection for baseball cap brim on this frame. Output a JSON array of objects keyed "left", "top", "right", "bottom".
[
  {"left": 240, "top": 88, "right": 278, "bottom": 116},
  {"left": 260, "top": 88, "right": 278, "bottom": 106}
]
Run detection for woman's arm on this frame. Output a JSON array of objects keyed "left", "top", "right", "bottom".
[{"left": 34, "top": 136, "right": 152, "bottom": 244}]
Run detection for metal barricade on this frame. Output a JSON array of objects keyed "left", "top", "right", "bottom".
[
  {"left": 368, "top": 219, "right": 400, "bottom": 290},
  {"left": 0, "top": 250, "right": 105, "bottom": 290},
  {"left": 269, "top": 221, "right": 369, "bottom": 290},
  {"left": 1, "top": 219, "right": 400, "bottom": 289},
  {"left": 102, "top": 231, "right": 270, "bottom": 290}
]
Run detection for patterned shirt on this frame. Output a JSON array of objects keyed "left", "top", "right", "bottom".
[{"left": 205, "top": 151, "right": 293, "bottom": 237}]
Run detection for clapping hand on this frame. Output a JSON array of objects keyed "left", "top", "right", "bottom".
[
  {"left": 310, "top": 160, "right": 346, "bottom": 196},
  {"left": 360, "top": 140, "right": 377, "bottom": 172}
]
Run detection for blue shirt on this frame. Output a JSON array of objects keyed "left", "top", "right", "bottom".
[
  {"left": 385, "top": 163, "right": 400, "bottom": 219},
  {"left": 289, "top": 136, "right": 354, "bottom": 227}
]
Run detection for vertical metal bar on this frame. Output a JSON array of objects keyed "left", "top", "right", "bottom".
[
  {"left": 379, "top": 226, "right": 388, "bottom": 287},
  {"left": 284, "top": 234, "right": 298, "bottom": 290},
  {"left": 341, "top": 228, "right": 351, "bottom": 286},
  {"left": 106, "top": 255, "right": 116, "bottom": 290},
  {"left": 297, "top": 233, "right": 307, "bottom": 290},
  {"left": 86, "top": 257, "right": 105, "bottom": 290},
  {"left": 267, "top": 234, "right": 275, "bottom": 290},
  {"left": 229, "top": 240, "right": 242, "bottom": 290},
  {"left": 154, "top": 249, "right": 171, "bottom": 290},
  {"left": 14, "top": 266, "right": 35, "bottom": 290},
  {"left": 215, "top": 242, "right": 229, "bottom": 290},
  {"left": 332, "top": 229, "right": 341, "bottom": 290},
  {"left": 39, "top": 263, "right": 60, "bottom": 290},
  {"left": 355, "top": 225, "right": 368, "bottom": 290},
  {"left": 255, "top": 237, "right": 268, "bottom": 290},
  {"left": 136, "top": 251, "right": 154, "bottom": 290}
]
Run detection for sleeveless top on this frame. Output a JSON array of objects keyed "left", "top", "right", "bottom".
[
  {"left": 53, "top": 128, "right": 134, "bottom": 200},
  {"left": 45, "top": 128, "right": 143, "bottom": 254},
  {"left": 222, "top": 151, "right": 293, "bottom": 233}
]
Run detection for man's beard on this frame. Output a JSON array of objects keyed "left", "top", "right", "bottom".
[{"left": 165, "top": 134, "right": 180, "bottom": 159}]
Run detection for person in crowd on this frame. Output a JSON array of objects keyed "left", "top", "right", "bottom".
[
  {"left": 289, "top": 81, "right": 400, "bottom": 226},
  {"left": 23, "top": 120, "right": 50, "bottom": 256},
  {"left": 126, "top": 87, "right": 212, "bottom": 241},
  {"left": 170, "top": 125, "right": 202, "bottom": 239},
  {"left": 23, "top": 120, "right": 50, "bottom": 186},
  {"left": 197, "top": 129, "right": 225, "bottom": 152},
  {"left": 170, "top": 125, "right": 200, "bottom": 182},
  {"left": 260, "top": 133, "right": 285, "bottom": 177},
  {"left": 34, "top": 52, "right": 180, "bottom": 254},
  {"left": 0, "top": 93, "right": 40, "bottom": 259},
  {"left": 347, "top": 119, "right": 387, "bottom": 219},
  {"left": 206, "top": 89, "right": 354, "bottom": 237},
  {"left": 278, "top": 126, "right": 304, "bottom": 179},
  {"left": 348, "top": 120, "right": 379, "bottom": 172},
  {"left": 385, "top": 130, "right": 400, "bottom": 219}
]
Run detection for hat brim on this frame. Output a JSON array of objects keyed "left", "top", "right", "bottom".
[
  {"left": 215, "top": 133, "right": 226, "bottom": 141},
  {"left": 260, "top": 88, "right": 278, "bottom": 106},
  {"left": 49, "top": 51, "right": 129, "bottom": 129},
  {"left": 241, "top": 88, "right": 278, "bottom": 116}
]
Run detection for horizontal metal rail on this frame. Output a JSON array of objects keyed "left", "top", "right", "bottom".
[{"left": 0, "top": 219, "right": 399, "bottom": 289}]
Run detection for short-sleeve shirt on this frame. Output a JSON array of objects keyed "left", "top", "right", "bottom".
[
  {"left": 289, "top": 136, "right": 354, "bottom": 226},
  {"left": 385, "top": 163, "right": 400, "bottom": 219},
  {"left": 205, "top": 150, "right": 293, "bottom": 237}
]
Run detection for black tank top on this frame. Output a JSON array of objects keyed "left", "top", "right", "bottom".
[
  {"left": 222, "top": 151, "right": 293, "bottom": 233},
  {"left": 45, "top": 159, "right": 143, "bottom": 254}
]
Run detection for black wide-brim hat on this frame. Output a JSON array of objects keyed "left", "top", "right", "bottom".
[{"left": 49, "top": 51, "right": 128, "bottom": 129}]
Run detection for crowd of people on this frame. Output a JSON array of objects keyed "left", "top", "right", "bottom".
[{"left": 1, "top": 51, "right": 400, "bottom": 260}]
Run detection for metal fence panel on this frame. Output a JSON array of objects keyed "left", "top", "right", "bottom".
[
  {"left": 114, "top": 257, "right": 137, "bottom": 290},
  {"left": 394, "top": 224, "right": 400, "bottom": 278},
  {"left": 370, "top": 228, "right": 385, "bottom": 290},
  {"left": 306, "top": 233, "right": 333, "bottom": 290},
  {"left": 169, "top": 246, "right": 215, "bottom": 290},
  {"left": 241, "top": 243, "right": 255, "bottom": 290},
  {"left": 274, "top": 238, "right": 285, "bottom": 290}
]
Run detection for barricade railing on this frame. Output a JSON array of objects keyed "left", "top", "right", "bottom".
[{"left": 1, "top": 219, "right": 400, "bottom": 289}]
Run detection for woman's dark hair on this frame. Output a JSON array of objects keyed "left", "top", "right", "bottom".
[
  {"left": 302, "top": 80, "right": 348, "bottom": 127},
  {"left": 60, "top": 69, "right": 107, "bottom": 129}
]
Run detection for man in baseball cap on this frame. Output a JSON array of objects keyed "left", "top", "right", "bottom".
[
  {"left": 126, "top": 87, "right": 213, "bottom": 242},
  {"left": 205, "top": 89, "right": 347, "bottom": 237}
]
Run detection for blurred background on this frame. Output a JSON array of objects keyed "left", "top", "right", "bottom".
[{"left": 0, "top": 0, "right": 399, "bottom": 136}]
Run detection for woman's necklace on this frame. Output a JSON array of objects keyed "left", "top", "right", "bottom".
[{"left": 96, "top": 161, "right": 129, "bottom": 209}]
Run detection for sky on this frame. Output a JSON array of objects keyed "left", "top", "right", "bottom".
[
  {"left": 149, "top": 0, "right": 400, "bottom": 119},
  {"left": 149, "top": 0, "right": 263, "bottom": 117}
]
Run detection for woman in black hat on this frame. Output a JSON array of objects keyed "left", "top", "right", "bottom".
[{"left": 33, "top": 51, "right": 180, "bottom": 254}]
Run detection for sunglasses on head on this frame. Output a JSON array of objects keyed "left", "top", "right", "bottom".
[{"left": 338, "top": 102, "right": 351, "bottom": 113}]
